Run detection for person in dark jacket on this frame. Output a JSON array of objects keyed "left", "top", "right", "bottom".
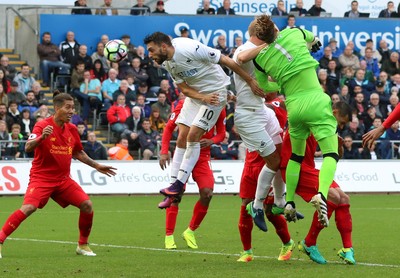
[{"left": 83, "top": 131, "right": 108, "bottom": 160}]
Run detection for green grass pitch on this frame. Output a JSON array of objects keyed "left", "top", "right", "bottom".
[{"left": 0, "top": 194, "right": 399, "bottom": 277}]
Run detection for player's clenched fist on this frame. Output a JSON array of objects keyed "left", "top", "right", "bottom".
[{"left": 42, "top": 125, "right": 53, "bottom": 139}]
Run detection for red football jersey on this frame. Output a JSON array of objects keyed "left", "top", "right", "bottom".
[
  {"left": 28, "top": 116, "right": 83, "bottom": 183},
  {"left": 280, "top": 134, "right": 318, "bottom": 169}
]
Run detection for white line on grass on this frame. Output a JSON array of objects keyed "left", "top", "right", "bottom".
[{"left": 8, "top": 237, "right": 400, "bottom": 268}]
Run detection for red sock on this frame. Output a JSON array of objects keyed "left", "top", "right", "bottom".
[
  {"left": 78, "top": 211, "right": 94, "bottom": 245},
  {"left": 0, "top": 210, "right": 27, "bottom": 243},
  {"left": 335, "top": 204, "right": 353, "bottom": 248},
  {"left": 166, "top": 205, "right": 179, "bottom": 236},
  {"left": 266, "top": 214, "right": 291, "bottom": 244},
  {"left": 238, "top": 205, "right": 253, "bottom": 251},
  {"left": 189, "top": 201, "right": 208, "bottom": 231},
  {"left": 305, "top": 201, "right": 337, "bottom": 246}
]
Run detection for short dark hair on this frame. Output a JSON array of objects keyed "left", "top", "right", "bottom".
[
  {"left": 53, "top": 93, "right": 74, "bottom": 108},
  {"left": 288, "top": 14, "right": 295, "bottom": 19},
  {"left": 42, "top": 31, "right": 51, "bottom": 36},
  {"left": 255, "top": 15, "right": 278, "bottom": 44},
  {"left": 332, "top": 101, "right": 352, "bottom": 123},
  {"left": 21, "top": 63, "right": 30, "bottom": 69},
  {"left": 143, "top": 32, "right": 172, "bottom": 47}
]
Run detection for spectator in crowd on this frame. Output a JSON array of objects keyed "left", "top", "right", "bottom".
[
  {"left": 18, "top": 108, "right": 35, "bottom": 140},
  {"left": 112, "top": 79, "right": 136, "bottom": 108},
  {"left": 387, "top": 94, "right": 399, "bottom": 116},
  {"left": 137, "top": 82, "right": 155, "bottom": 103},
  {"left": 271, "top": 0, "right": 288, "bottom": 16},
  {"left": 319, "top": 46, "right": 340, "bottom": 70},
  {"left": 0, "top": 68, "right": 10, "bottom": 93},
  {"left": 74, "top": 44, "right": 92, "bottom": 70},
  {"left": 342, "top": 135, "right": 361, "bottom": 159},
  {"left": 381, "top": 51, "right": 400, "bottom": 77},
  {"left": 107, "top": 94, "right": 131, "bottom": 135},
  {"left": 90, "top": 59, "right": 108, "bottom": 83},
  {"left": 70, "top": 61, "right": 89, "bottom": 117},
  {"left": 18, "top": 91, "right": 39, "bottom": 116},
  {"left": 327, "top": 60, "right": 341, "bottom": 91},
  {"left": 378, "top": 71, "right": 391, "bottom": 95},
  {"left": 180, "top": 27, "right": 190, "bottom": 38},
  {"left": 134, "top": 94, "right": 151, "bottom": 118},
  {"left": 361, "top": 47, "right": 380, "bottom": 79},
  {"left": 37, "top": 32, "right": 70, "bottom": 87},
  {"left": 317, "top": 69, "right": 329, "bottom": 95},
  {"left": 71, "top": 0, "right": 92, "bottom": 15},
  {"left": 375, "top": 81, "right": 390, "bottom": 105},
  {"left": 378, "top": 1, "right": 397, "bottom": 18},
  {"left": 100, "top": 34, "right": 110, "bottom": 46},
  {"left": 147, "top": 60, "right": 169, "bottom": 90},
  {"left": 339, "top": 85, "right": 351, "bottom": 104},
  {"left": 31, "top": 82, "right": 44, "bottom": 104},
  {"left": 102, "top": 68, "right": 121, "bottom": 109},
  {"left": 13, "top": 64, "right": 36, "bottom": 95},
  {"left": 76, "top": 122, "right": 88, "bottom": 140},
  {"left": 369, "top": 93, "right": 388, "bottom": 119},
  {"left": 331, "top": 93, "right": 340, "bottom": 104},
  {"left": 393, "top": 73, "right": 400, "bottom": 90},
  {"left": 131, "top": 0, "right": 151, "bottom": 15},
  {"left": 138, "top": 118, "right": 160, "bottom": 160},
  {"left": 91, "top": 42, "right": 109, "bottom": 72},
  {"left": 95, "top": 0, "right": 118, "bottom": 15},
  {"left": 360, "top": 39, "right": 382, "bottom": 62},
  {"left": 211, "top": 131, "right": 238, "bottom": 160},
  {"left": 369, "top": 116, "right": 391, "bottom": 159},
  {"left": 151, "top": 92, "right": 170, "bottom": 122},
  {"left": 126, "top": 57, "right": 149, "bottom": 86},
  {"left": 134, "top": 45, "right": 152, "bottom": 70},
  {"left": 307, "top": 0, "right": 326, "bottom": 16},
  {"left": 217, "top": 0, "right": 235, "bottom": 15},
  {"left": 339, "top": 46, "right": 360, "bottom": 74},
  {"left": 152, "top": 1, "right": 167, "bottom": 14},
  {"left": 378, "top": 40, "right": 392, "bottom": 65},
  {"left": 290, "top": 0, "right": 308, "bottom": 16},
  {"left": 346, "top": 40, "right": 361, "bottom": 58},
  {"left": 59, "top": 31, "right": 80, "bottom": 67},
  {"left": 8, "top": 123, "right": 25, "bottom": 159},
  {"left": 351, "top": 90, "right": 367, "bottom": 120},
  {"left": 359, "top": 60, "right": 375, "bottom": 83},
  {"left": 344, "top": 0, "right": 361, "bottom": 17},
  {"left": 122, "top": 106, "right": 143, "bottom": 152},
  {"left": 108, "top": 137, "right": 133, "bottom": 160},
  {"left": 0, "top": 120, "right": 11, "bottom": 158},
  {"left": 328, "top": 38, "right": 342, "bottom": 58},
  {"left": 197, "top": 0, "right": 216, "bottom": 15},
  {"left": 83, "top": 131, "right": 108, "bottom": 160},
  {"left": 0, "top": 83, "right": 7, "bottom": 106},
  {"left": 34, "top": 103, "right": 51, "bottom": 119},
  {"left": 342, "top": 118, "right": 364, "bottom": 143},
  {"left": 0, "top": 103, "right": 14, "bottom": 130},
  {"left": 80, "top": 69, "right": 102, "bottom": 121},
  {"left": 340, "top": 66, "right": 354, "bottom": 88},
  {"left": 362, "top": 105, "right": 377, "bottom": 131},
  {"left": 7, "top": 81, "right": 25, "bottom": 105},
  {"left": 7, "top": 101, "right": 20, "bottom": 124},
  {"left": 215, "top": 35, "right": 232, "bottom": 57},
  {"left": 149, "top": 106, "right": 166, "bottom": 134},
  {"left": 348, "top": 69, "right": 375, "bottom": 98},
  {"left": 0, "top": 55, "right": 17, "bottom": 81},
  {"left": 158, "top": 79, "right": 178, "bottom": 105},
  {"left": 121, "top": 34, "right": 137, "bottom": 60},
  {"left": 126, "top": 74, "right": 136, "bottom": 91},
  {"left": 386, "top": 120, "right": 400, "bottom": 158},
  {"left": 360, "top": 141, "right": 380, "bottom": 159},
  {"left": 283, "top": 14, "right": 296, "bottom": 29}
]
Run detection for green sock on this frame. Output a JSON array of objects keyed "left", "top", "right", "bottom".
[{"left": 285, "top": 160, "right": 301, "bottom": 202}]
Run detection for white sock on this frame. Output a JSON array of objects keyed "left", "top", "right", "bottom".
[
  {"left": 170, "top": 147, "right": 186, "bottom": 183},
  {"left": 272, "top": 169, "right": 286, "bottom": 208},
  {"left": 253, "top": 165, "right": 276, "bottom": 210},
  {"left": 177, "top": 142, "right": 201, "bottom": 184}
]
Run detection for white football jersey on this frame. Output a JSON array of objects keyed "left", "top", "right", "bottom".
[
  {"left": 232, "top": 41, "right": 264, "bottom": 110},
  {"left": 163, "top": 37, "right": 230, "bottom": 93}
]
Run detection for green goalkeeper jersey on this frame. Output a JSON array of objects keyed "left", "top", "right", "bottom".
[{"left": 254, "top": 28, "right": 320, "bottom": 97}]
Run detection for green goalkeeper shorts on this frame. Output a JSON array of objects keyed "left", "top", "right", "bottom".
[{"left": 286, "top": 91, "right": 337, "bottom": 141}]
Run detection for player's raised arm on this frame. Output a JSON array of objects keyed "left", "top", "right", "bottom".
[
  {"left": 73, "top": 150, "right": 117, "bottom": 177},
  {"left": 236, "top": 43, "right": 265, "bottom": 64},
  {"left": 219, "top": 55, "right": 264, "bottom": 97}
]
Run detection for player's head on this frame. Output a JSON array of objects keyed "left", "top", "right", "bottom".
[
  {"left": 53, "top": 93, "right": 74, "bottom": 123},
  {"left": 255, "top": 15, "right": 279, "bottom": 44},
  {"left": 144, "top": 32, "right": 172, "bottom": 65},
  {"left": 332, "top": 101, "right": 352, "bottom": 129}
]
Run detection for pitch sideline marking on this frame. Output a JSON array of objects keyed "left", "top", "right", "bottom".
[{"left": 8, "top": 237, "right": 400, "bottom": 268}]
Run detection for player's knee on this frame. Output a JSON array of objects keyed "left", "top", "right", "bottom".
[
  {"left": 200, "top": 188, "right": 213, "bottom": 205},
  {"left": 80, "top": 200, "right": 93, "bottom": 213},
  {"left": 20, "top": 204, "right": 37, "bottom": 216},
  {"left": 339, "top": 193, "right": 350, "bottom": 205},
  {"left": 327, "top": 188, "right": 340, "bottom": 205}
]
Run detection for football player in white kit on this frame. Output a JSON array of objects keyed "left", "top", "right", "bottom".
[
  {"left": 144, "top": 32, "right": 264, "bottom": 198},
  {"left": 233, "top": 19, "right": 285, "bottom": 232}
]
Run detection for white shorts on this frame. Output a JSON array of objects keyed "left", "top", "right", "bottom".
[
  {"left": 235, "top": 105, "right": 282, "bottom": 157},
  {"left": 176, "top": 89, "right": 227, "bottom": 131}
]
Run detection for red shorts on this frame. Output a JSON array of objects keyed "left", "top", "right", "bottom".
[
  {"left": 281, "top": 165, "right": 339, "bottom": 203},
  {"left": 192, "top": 154, "right": 214, "bottom": 190},
  {"left": 23, "top": 178, "right": 90, "bottom": 209},
  {"left": 239, "top": 164, "right": 264, "bottom": 199}
]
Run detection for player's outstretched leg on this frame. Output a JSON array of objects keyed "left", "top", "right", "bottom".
[
  {"left": 338, "top": 247, "right": 356, "bottom": 265},
  {"left": 298, "top": 240, "right": 327, "bottom": 264},
  {"left": 310, "top": 193, "right": 329, "bottom": 227},
  {"left": 246, "top": 201, "right": 267, "bottom": 232}
]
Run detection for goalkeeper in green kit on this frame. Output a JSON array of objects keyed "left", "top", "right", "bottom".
[{"left": 239, "top": 15, "right": 337, "bottom": 227}]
